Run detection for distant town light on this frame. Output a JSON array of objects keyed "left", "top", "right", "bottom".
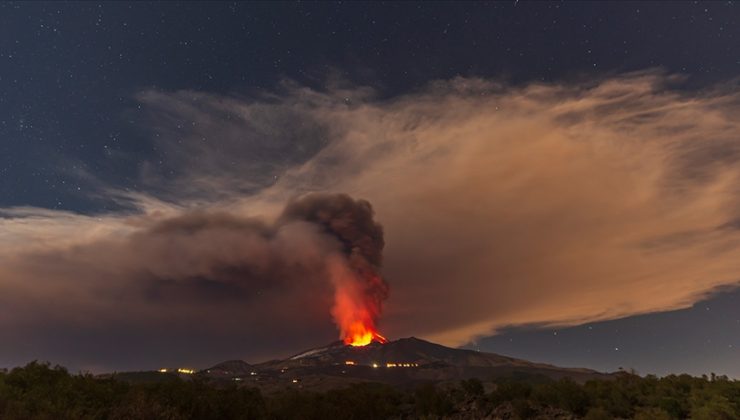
[
  {"left": 344, "top": 361, "right": 355, "bottom": 365},
  {"left": 158, "top": 368, "right": 168, "bottom": 373},
  {"left": 385, "top": 362, "right": 418, "bottom": 368},
  {"left": 177, "top": 368, "right": 195, "bottom": 374},
  {"left": 372, "top": 363, "right": 379, "bottom": 368}
]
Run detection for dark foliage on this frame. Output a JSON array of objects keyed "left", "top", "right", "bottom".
[
  {"left": 2, "top": 362, "right": 740, "bottom": 419},
  {"left": 0, "top": 362, "right": 266, "bottom": 420}
]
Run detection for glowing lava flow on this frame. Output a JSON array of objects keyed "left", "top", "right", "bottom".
[
  {"left": 344, "top": 321, "right": 388, "bottom": 347},
  {"left": 329, "top": 256, "right": 388, "bottom": 347}
]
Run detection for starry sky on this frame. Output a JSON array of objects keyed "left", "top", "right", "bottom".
[{"left": 2, "top": 1, "right": 740, "bottom": 376}]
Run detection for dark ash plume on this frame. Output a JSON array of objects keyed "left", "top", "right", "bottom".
[
  {"left": 279, "top": 193, "right": 385, "bottom": 268},
  {"left": 280, "top": 193, "right": 389, "bottom": 343}
]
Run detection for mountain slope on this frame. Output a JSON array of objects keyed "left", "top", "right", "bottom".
[
  {"left": 272, "top": 337, "right": 574, "bottom": 370},
  {"left": 202, "top": 337, "right": 614, "bottom": 389}
]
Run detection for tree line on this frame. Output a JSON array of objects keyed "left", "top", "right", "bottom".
[{"left": 0, "top": 361, "right": 738, "bottom": 419}]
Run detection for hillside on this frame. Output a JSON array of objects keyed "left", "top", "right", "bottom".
[{"left": 201, "top": 337, "right": 613, "bottom": 390}]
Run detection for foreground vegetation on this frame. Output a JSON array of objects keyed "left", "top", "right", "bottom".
[{"left": 0, "top": 362, "right": 738, "bottom": 419}]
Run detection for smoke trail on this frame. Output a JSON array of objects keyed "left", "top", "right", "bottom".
[{"left": 280, "top": 193, "right": 389, "bottom": 344}]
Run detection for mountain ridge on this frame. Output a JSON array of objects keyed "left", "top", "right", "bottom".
[{"left": 199, "top": 337, "right": 614, "bottom": 390}]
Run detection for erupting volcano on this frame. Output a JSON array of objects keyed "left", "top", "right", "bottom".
[
  {"left": 328, "top": 255, "right": 389, "bottom": 347},
  {"left": 280, "top": 193, "right": 390, "bottom": 348},
  {"left": 334, "top": 283, "right": 389, "bottom": 346},
  {"left": 344, "top": 322, "right": 387, "bottom": 347}
]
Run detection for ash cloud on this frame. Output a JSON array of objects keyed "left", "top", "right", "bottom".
[
  {"left": 279, "top": 193, "right": 384, "bottom": 268},
  {"left": 3, "top": 70, "right": 740, "bottom": 369},
  {"left": 0, "top": 194, "right": 386, "bottom": 371},
  {"left": 279, "top": 193, "right": 388, "bottom": 343}
]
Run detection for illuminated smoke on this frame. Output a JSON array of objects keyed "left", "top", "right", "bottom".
[{"left": 280, "top": 193, "right": 388, "bottom": 345}]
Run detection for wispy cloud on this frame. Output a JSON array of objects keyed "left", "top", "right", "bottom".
[{"left": 2, "top": 70, "right": 740, "bottom": 370}]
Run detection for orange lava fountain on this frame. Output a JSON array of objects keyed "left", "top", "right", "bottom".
[
  {"left": 344, "top": 321, "right": 388, "bottom": 347},
  {"left": 329, "top": 256, "right": 388, "bottom": 347}
]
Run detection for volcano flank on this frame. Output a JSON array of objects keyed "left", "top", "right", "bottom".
[{"left": 197, "top": 337, "right": 615, "bottom": 391}]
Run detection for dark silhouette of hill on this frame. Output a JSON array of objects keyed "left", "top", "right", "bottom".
[
  {"left": 203, "top": 360, "right": 254, "bottom": 378},
  {"left": 201, "top": 337, "right": 613, "bottom": 390}
]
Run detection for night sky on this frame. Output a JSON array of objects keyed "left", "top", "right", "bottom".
[{"left": 2, "top": 1, "right": 740, "bottom": 376}]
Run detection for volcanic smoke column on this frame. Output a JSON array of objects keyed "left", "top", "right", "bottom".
[{"left": 280, "top": 193, "right": 389, "bottom": 346}]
